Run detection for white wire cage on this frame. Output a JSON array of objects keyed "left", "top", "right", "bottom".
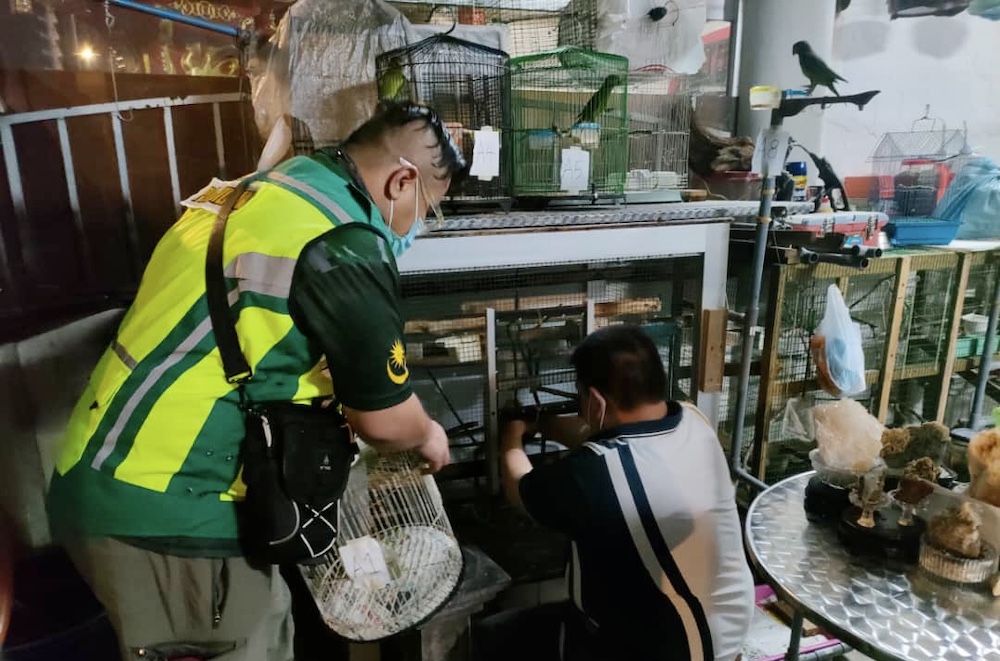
[
  {"left": 299, "top": 443, "right": 464, "bottom": 641},
  {"left": 624, "top": 69, "right": 691, "bottom": 192}
]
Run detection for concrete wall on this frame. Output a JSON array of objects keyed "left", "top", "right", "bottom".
[
  {"left": 0, "top": 309, "right": 123, "bottom": 548},
  {"left": 737, "top": 0, "right": 838, "bottom": 155},
  {"left": 823, "top": 0, "right": 1000, "bottom": 175}
]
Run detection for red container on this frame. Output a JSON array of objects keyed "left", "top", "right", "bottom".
[{"left": 785, "top": 212, "right": 889, "bottom": 248}]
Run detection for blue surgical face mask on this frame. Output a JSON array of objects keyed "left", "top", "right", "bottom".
[{"left": 385, "top": 175, "right": 425, "bottom": 258}]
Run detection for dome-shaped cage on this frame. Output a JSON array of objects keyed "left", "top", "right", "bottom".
[{"left": 299, "top": 444, "right": 463, "bottom": 641}]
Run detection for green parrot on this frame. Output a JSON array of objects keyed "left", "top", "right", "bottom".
[
  {"left": 575, "top": 73, "right": 626, "bottom": 126},
  {"left": 792, "top": 41, "right": 846, "bottom": 97},
  {"left": 379, "top": 58, "right": 409, "bottom": 102}
]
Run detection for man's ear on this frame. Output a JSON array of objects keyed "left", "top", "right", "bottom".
[
  {"left": 588, "top": 386, "right": 605, "bottom": 405},
  {"left": 384, "top": 164, "right": 417, "bottom": 202}
]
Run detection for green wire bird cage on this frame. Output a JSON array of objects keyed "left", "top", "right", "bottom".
[
  {"left": 509, "top": 47, "right": 629, "bottom": 202},
  {"left": 375, "top": 34, "right": 512, "bottom": 208}
]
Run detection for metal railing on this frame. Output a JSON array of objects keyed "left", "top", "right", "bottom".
[{"left": 0, "top": 92, "right": 245, "bottom": 289}]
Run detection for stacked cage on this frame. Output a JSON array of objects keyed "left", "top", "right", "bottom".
[
  {"left": 624, "top": 70, "right": 691, "bottom": 194},
  {"left": 509, "top": 47, "right": 629, "bottom": 200},
  {"left": 375, "top": 34, "right": 512, "bottom": 205}
]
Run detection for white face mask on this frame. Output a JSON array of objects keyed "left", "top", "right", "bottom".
[{"left": 585, "top": 389, "right": 607, "bottom": 431}]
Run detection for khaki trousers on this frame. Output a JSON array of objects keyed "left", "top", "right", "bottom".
[{"left": 64, "top": 536, "right": 295, "bottom": 661}]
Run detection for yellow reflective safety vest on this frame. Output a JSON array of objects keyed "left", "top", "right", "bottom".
[{"left": 48, "top": 155, "right": 387, "bottom": 543}]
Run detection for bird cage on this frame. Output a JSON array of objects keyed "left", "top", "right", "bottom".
[
  {"left": 509, "top": 47, "right": 629, "bottom": 201},
  {"left": 375, "top": 34, "right": 512, "bottom": 206},
  {"left": 299, "top": 444, "right": 463, "bottom": 641},
  {"left": 868, "top": 109, "right": 967, "bottom": 216},
  {"left": 624, "top": 70, "right": 691, "bottom": 195}
]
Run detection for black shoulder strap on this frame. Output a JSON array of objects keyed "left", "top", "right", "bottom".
[{"left": 205, "top": 180, "right": 253, "bottom": 384}]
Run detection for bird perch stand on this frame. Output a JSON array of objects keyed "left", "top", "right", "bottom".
[{"left": 774, "top": 90, "right": 881, "bottom": 121}]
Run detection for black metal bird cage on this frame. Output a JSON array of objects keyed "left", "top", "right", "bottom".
[
  {"left": 375, "top": 34, "right": 512, "bottom": 209},
  {"left": 509, "top": 47, "right": 629, "bottom": 203}
]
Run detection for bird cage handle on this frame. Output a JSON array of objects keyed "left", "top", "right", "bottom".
[{"left": 911, "top": 104, "right": 944, "bottom": 133}]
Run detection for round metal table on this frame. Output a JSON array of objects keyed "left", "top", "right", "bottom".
[{"left": 745, "top": 472, "right": 1000, "bottom": 661}]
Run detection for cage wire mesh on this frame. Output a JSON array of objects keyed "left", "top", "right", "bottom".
[
  {"left": 299, "top": 445, "right": 463, "bottom": 641},
  {"left": 942, "top": 255, "right": 1000, "bottom": 428},
  {"left": 624, "top": 69, "right": 691, "bottom": 192},
  {"left": 447, "top": 0, "right": 575, "bottom": 58},
  {"left": 555, "top": 0, "right": 708, "bottom": 75},
  {"left": 751, "top": 268, "right": 896, "bottom": 482},
  {"left": 509, "top": 47, "right": 629, "bottom": 199},
  {"left": 375, "top": 33, "right": 512, "bottom": 203},
  {"left": 868, "top": 125, "right": 966, "bottom": 215},
  {"left": 400, "top": 256, "right": 702, "bottom": 491}
]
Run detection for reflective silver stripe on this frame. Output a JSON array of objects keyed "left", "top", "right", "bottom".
[
  {"left": 111, "top": 340, "right": 138, "bottom": 370},
  {"left": 224, "top": 252, "right": 297, "bottom": 299},
  {"left": 92, "top": 289, "right": 239, "bottom": 471},
  {"left": 265, "top": 171, "right": 354, "bottom": 226}
]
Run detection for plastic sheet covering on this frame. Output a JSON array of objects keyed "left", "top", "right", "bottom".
[
  {"left": 250, "top": 0, "right": 416, "bottom": 153},
  {"left": 559, "top": 0, "right": 707, "bottom": 75}
]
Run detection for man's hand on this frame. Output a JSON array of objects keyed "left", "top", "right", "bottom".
[
  {"left": 417, "top": 420, "right": 451, "bottom": 474},
  {"left": 502, "top": 419, "right": 536, "bottom": 449}
]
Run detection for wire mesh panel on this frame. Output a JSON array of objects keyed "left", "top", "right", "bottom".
[
  {"left": 941, "top": 254, "right": 1000, "bottom": 428},
  {"left": 399, "top": 255, "right": 703, "bottom": 493},
  {"left": 509, "top": 47, "right": 629, "bottom": 199},
  {"left": 375, "top": 34, "right": 511, "bottom": 203},
  {"left": 624, "top": 70, "right": 691, "bottom": 192}
]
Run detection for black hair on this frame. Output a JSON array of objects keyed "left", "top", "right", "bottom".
[
  {"left": 341, "top": 100, "right": 467, "bottom": 181},
  {"left": 570, "top": 325, "right": 667, "bottom": 411}
]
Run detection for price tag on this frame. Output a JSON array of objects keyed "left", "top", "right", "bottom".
[
  {"left": 560, "top": 146, "right": 590, "bottom": 193},
  {"left": 338, "top": 536, "right": 391, "bottom": 589},
  {"left": 469, "top": 126, "right": 500, "bottom": 181},
  {"left": 751, "top": 127, "right": 790, "bottom": 177}
]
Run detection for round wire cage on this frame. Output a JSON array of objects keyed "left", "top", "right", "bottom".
[{"left": 299, "top": 444, "right": 463, "bottom": 641}]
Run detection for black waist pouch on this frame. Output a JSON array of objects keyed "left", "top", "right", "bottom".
[{"left": 237, "top": 402, "right": 357, "bottom": 566}]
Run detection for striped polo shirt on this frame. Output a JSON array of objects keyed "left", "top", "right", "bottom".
[{"left": 519, "top": 401, "right": 754, "bottom": 661}]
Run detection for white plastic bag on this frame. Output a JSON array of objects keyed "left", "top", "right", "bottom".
[{"left": 812, "top": 284, "right": 866, "bottom": 396}]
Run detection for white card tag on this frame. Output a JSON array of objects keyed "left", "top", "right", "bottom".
[
  {"left": 338, "top": 536, "right": 391, "bottom": 589},
  {"left": 469, "top": 126, "right": 500, "bottom": 181},
  {"left": 560, "top": 146, "right": 591, "bottom": 193},
  {"left": 751, "top": 128, "right": 790, "bottom": 177}
]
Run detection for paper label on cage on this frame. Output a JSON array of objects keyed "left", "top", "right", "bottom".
[
  {"left": 338, "top": 536, "right": 391, "bottom": 589},
  {"left": 469, "top": 126, "right": 500, "bottom": 181},
  {"left": 560, "top": 147, "right": 591, "bottom": 193},
  {"left": 751, "top": 128, "right": 790, "bottom": 178}
]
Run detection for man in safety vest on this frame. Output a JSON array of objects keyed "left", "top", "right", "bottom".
[{"left": 47, "top": 101, "right": 464, "bottom": 661}]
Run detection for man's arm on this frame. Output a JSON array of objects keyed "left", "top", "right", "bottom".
[
  {"left": 501, "top": 420, "right": 534, "bottom": 508},
  {"left": 344, "top": 396, "right": 450, "bottom": 472},
  {"left": 503, "top": 419, "right": 589, "bottom": 534},
  {"left": 289, "top": 224, "right": 449, "bottom": 472},
  {"left": 538, "top": 414, "right": 591, "bottom": 450}
]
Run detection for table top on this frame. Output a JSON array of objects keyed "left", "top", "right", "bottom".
[{"left": 746, "top": 472, "right": 1000, "bottom": 661}]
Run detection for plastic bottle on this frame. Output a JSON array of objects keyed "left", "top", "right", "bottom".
[{"left": 788, "top": 161, "right": 809, "bottom": 201}]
